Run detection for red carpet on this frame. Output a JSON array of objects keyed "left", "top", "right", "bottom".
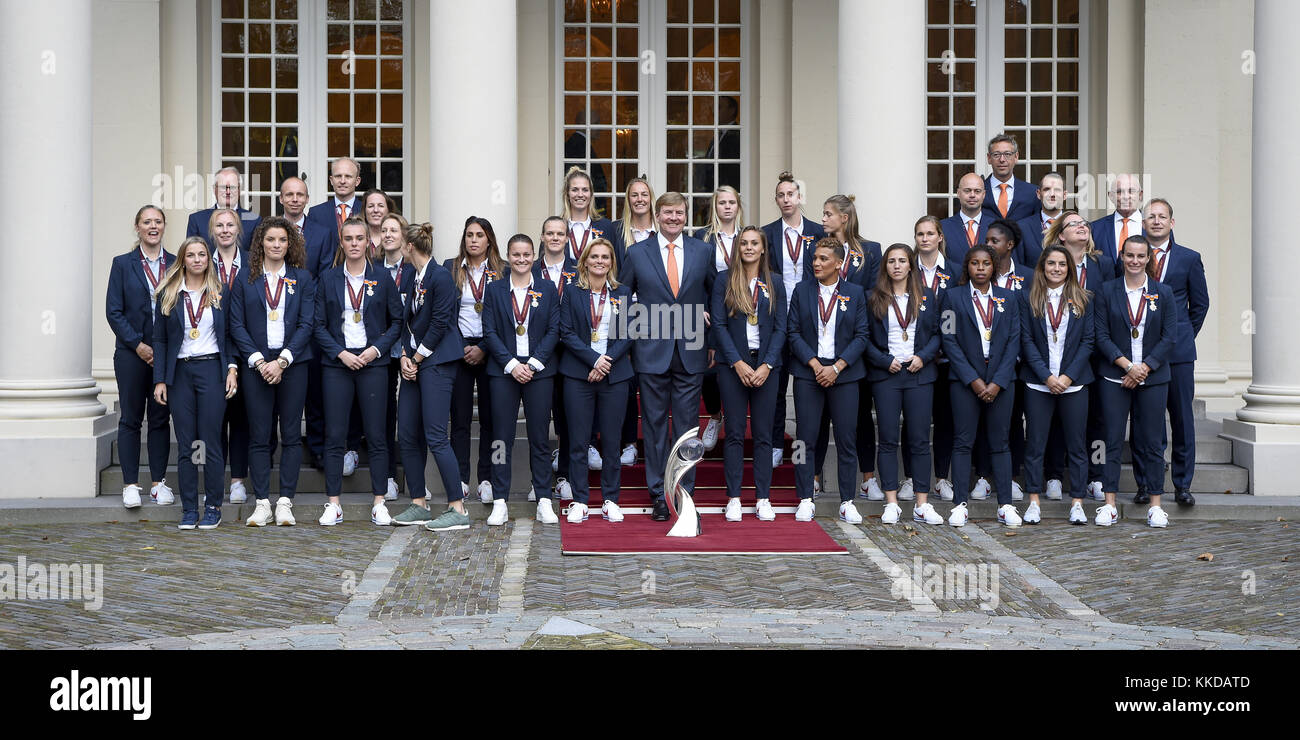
[{"left": 559, "top": 514, "right": 848, "bottom": 555}]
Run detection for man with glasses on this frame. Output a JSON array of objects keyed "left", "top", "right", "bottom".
[
  {"left": 982, "top": 134, "right": 1041, "bottom": 223},
  {"left": 1090, "top": 173, "right": 1143, "bottom": 273},
  {"left": 1016, "top": 171, "right": 1067, "bottom": 267},
  {"left": 186, "top": 166, "right": 262, "bottom": 250}
]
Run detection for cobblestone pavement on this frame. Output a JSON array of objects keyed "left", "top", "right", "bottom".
[{"left": 2, "top": 518, "right": 1297, "bottom": 649}]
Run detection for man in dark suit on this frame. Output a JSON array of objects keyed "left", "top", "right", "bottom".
[
  {"left": 186, "top": 166, "right": 261, "bottom": 251},
  {"left": 1015, "top": 171, "right": 1066, "bottom": 268},
  {"left": 1089, "top": 173, "right": 1144, "bottom": 271},
  {"left": 279, "top": 176, "right": 333, "bottom": 277},
  {"left": 620, "top": 192, "right": 716, "bottom": 521},
  {"left": 305, "top": 157, "right": 363, "bottom": 257},
  {"left": 941, "top": 173, "right": 991, "bottom": 271},
  {"left": 983, "top": 134, "right": 1040, "bottom": 223},
  {"left": 1134, "top": 198, "right": 1209, "bottom": 508}
]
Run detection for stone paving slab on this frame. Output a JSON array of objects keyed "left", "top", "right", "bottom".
[{"left": 367, "top": 523, "right": 513, "bottom": 619}]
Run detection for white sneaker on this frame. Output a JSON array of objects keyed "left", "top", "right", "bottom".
[
  {"left": 1147, "top": 506, "right": 1169, "bottom": 528},
  {"left": 1087, "top": 480, "right": 1105, "bottom": 501},
  {"left": 477, "top": 480, "right": 493, "bottom": 504},
  {"left": 371, "top": 503, "right": 392, "bottom": 526},
  {"left": 998, "top": 504, "right": 1022, "bottom": 527},
  {"left": 970, "top": 478, "right": 991, "bottom": 500},
  {"left": 536, "top": 499, "right": 558, "bottom": 524},
  {"left": 913, "top": 502, "right": 944, "bottom": 525},
  {"left": 860, "top": 477, "right": 884, "bottom": 501},
  {"left": 839, "top": 501, "right": 863, "bottom": 524},
  {"left": 487, "top": 499, "right": 508, "bottom": 526},
  {"left": 527, "top": 486, "right": 537, "bottom": 502},
  {"left": 460, "top": 481, "right": 469, "bottom": 499},
  {"left": 935, "top": 478, "right": 954, "bottom": 502},
  {"left": 756, "top": 499, "right": 776, "bottom": 521},
  {"left": 702, "top": 417, "right": 721, "bottom": 450},
  {"left": 385, "top": 478, "right": 399, "bottom": 501},
  {"left": 725, "top": 497, "right": 742, "bottom": 522},
  {"left": 1045, "top": 479, "right": 1063, "bottom": 501},
  {"left": 318, "top": 502, "right": 343, "bottom": 526},
  {"left": 555, "top": 478, "right": 574, "bottom": 501},
  {"left": 151, "top": 481, "right": 175, "bottom": 506},
  {"left": 247, "top": 498, "right": 273, "bottom": 527},
  {"left": 601, "top": 500, "right": 624, "bottom": 523},
  {"left": 551, "top": 448, "right": 559, "bottom": 473},
  {"left": 275, "top": 497, "right": 295, "bottom": 526},
  {"left": 795, "top": 498, "right": 815, "bottom": 522},
  {"left": 567, "top": 502, "right": 589, "bottom": 523},
  {"left": 898, "top": 478, "right": 915, "bottom": 501},
  {"left": 229, "top": 480, "right": 247, "bottom": 504},
  {"left": 587, "top": 446, "right": 603, "bottom": 470},
  {"left": 122, "top": 484, "right": 142, "bottom": 509},
  {"left": 1069, "top": 501, "right": 1087, "bottom": 525},
  {"left": 881, "top": 502, "right": 901, "bottom": 525},
  {"left": 1023, "top": 501, "right": 1041, "bottom": 525},
  {"left": 812, "top": 477, "right": 821, "bottom": 500},
  {"left": 947, "top": 502, "right": 969, "bottom": 527},
  {"left": 1010, "top": 481, "right": 1025, "bottom": 501},
  {"left": 620, "top": 444, "right": 636, "bottom": 465},
  {"left": 342, "top": 450, "right": 359, "bottom": 476},
  {"left": 772, "top": 448, "right": 783, "bottom": 467},
  {"left": 1095, "top": 503, "right": 1118, "bottom": 527}
]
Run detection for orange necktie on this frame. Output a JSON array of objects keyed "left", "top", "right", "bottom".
[
  {"left": 1119, "top": 219, "right": 1130, "bottom": 250},
  {"left": 998, "top": 184, "right": 1009, "bottom": 218},
  {"left": 966, "top": 220, "right": 977, "bottom": 247},
  {"left": 336, "top": 202, "right": 348, "bottom": 229},
  {"left": 666, "top": 243, "right": 680, "bottom": 298}
]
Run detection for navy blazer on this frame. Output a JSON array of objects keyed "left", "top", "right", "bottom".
[
  {"left": 402, "top": 262, "right": 464, "bottom": 366},
  {"left": 229, "top": 265, "right": 316, "bottom": 364},
  {"left": 693, "top": 227, "right": 740, "bottom": 273},
  {"left": 1072, "top": 254, "right": 1114, "bottom": 294},
  {"left": 565, "top": 218, "right": 620, "bottom": 263},
  {"left": 709, "top": 270, "right": 787, "bottom": 370},
  {"left": 106, "top": 247, "right": 177, "bottom": 352},
  {"left": 212, "top": 246, "right": 250, "bottom": 291},
  {"left": 186, "top": 206, "right": 261, "bottom": 252},
  {"left": 939, "top": 283, "right": 1021, "bottom": 389},
  {"left": 531, "top": 257, "right": 579, "bottom": 301},
  {"left": 1014, "top": 213, "right": 1051, "bottom": 268},
  {"left": 1018, "top": 290, "right": 1096, "bottom": 386},
  {"left": 312, "top": 263, "right": 404, "bottom": 367},
  {"left": 864, "top": 288, "right": 942, "bottom": 383},
  {"left": 1089, "top": 212, "right": 1141, "bottom": 273},
  {"left": 481, "top": 277, "right": 561, "bottom": 378},
  {"left": 939, "top": 214, "right": 990, "bottom": 273},
  {"left": 306, "top": 196, "right": 360, "bottom": 266},
  {"left": 1152, "top": 239, "right": 1209, "bottom": 364},
  {"left": 606, "top": 220, "right": 653, "bottom": 264},
  {"left": 787, "top": 279, "right": 870, "bottom": 384},
  {"left": 982, "top": 175, "right": 1041, "bottom": 223},
  {"left": 763, "top": 217, "right": 824, "bottom": 279},
  {"left": 152, "top": 289, "right": 236, "bottom": 386},
  {"left": 1094, "top": 277, "right": 1177, "bottom": 384},
  {"left": 299, "top": 218, "right": 336, "bottom": 278},
  {"left": 841, "top": 238, "right": 883, "bottom": 290},
  {"left": 620, "top": 233, "right": 716, "bottom": 374},
  {"left": 558, "top": 284, "right": 636, "bottom": 384},
  {"left": 993, "top": 261, "right": 1035, "bottom": 304}
]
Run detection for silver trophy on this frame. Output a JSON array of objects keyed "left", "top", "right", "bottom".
[{"left": 665, "top": 427, "right": 705, "bottom": 538}]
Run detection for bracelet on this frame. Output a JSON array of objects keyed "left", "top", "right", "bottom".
[
  {"left": 254, "top": 359, "right": 266, "bottom": 369},
  {"left": 831, "top": 364, "right": 840, "bottom": 375}
]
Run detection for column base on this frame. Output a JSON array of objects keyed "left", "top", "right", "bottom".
[
  {"left": 1220, "top": 419, "right": 1300, "bottom": 496},
  {"left": 0, "top": 414, "right": 116, "bottom": 499},
  {"left": 1193, "top": 362, "right": 1241, "bottom": 414}
]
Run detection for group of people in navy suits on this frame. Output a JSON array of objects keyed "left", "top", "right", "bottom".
[{"left": 107, "top": 137, "right": 1208, "bottom": 532}]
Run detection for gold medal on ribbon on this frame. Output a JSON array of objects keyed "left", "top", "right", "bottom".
[
  {"left": 189, "top": 328, "right": 200, "bottom": 340},
  {"left": 591, "top": 330, "right": 600, "bottom": 343},
  {"left": 516, "top": 325, "right": 527, "bottom": 336},
  {"left": 352, "top": 311, "right": 363, "bottom": 323},
  {"left": 1132, "top": 328, "right": 1139, "bottom": 339},
  {"left": 983, "top": 329, "right": 992, "bottom": 341},
  {"left": 268, "top": 310, "right": 280, "bottom": 321},
  {"left": 901, "top": 330, "right": 908, "bottom": 341},
  {"left": 747, "top": 314, "right": 758, "bottom": 326},
  {"left": 474, "top": 301, "right": 483, "bottom": 313}
]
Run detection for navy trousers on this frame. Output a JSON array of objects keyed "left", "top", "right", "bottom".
[
  {"left": 323, "top": 362, "right": 389, "bottom": 498},
  {"left": 243, "top": 361, "right": 308, "bottom": 500},
  {"left": 771, "top": 365, "right": 792, "bottom": 453},
  {"left": 949, "top": 380, "right": 1014, "bottom": 506},
  {"left": 1100, "top": 379, "right": 1169, "bottom": 495},
  {"left": 638, "top": 351, "right": 704, "bottom": 500},
  {"left": 716, "top": 355, "right": 779, "bottom": 499},
  {"left": 565, "top": 376, "right": 629, "bottom": 505},
  {"left": 1023, "top": 386, "right": 1089, "bottom": 498},
  {"left": 220, "top": 381, "right": 249, "bottom": 479},
  {"left": 589, "top": 375, "right": 640, "bottom": 450},
  {"left": 1156, "top": 361, "right": 1196, "bottom": 490},
  {"left": 399, "top": 360, "right": 463, "bottom": 502},
  {"left": 488, "top": 371, "right": 554, "bottom": 501},
  {"left": 305, "top": 355, "right": 325, "bottom": 462},
  {"left": 450, "top": 347, "right": 493, "bottom": 485},
  {"left": 872, "top": 372, "right": 934, "bottom": 494},
  {"left": 170, "top": 357, "right": 227, "bottom": 512},
  {"left": 551, "top": 373, "right": 570, "bottom": 480},
  {"left": 113, "top": 348, "right": 171, "bottom": 485},
  {"left": 702, "top": 371, "right": 722, "bottom": 416},
  {"left": 384, "top": 360, "right": 401, "bottom": 480},
  {"left": 976, "top": 382, "right": 1025, "bottom": 486},
  {"left": 902, "top": 361, "right": 953, "bottom": 481},
  {"left": 794, "top": 376, "right": 858, "bottom": 503},
  {"left": 855, "top": 377, "right": 877, "bottom": 475}
]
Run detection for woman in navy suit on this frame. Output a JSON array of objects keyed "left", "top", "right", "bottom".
[
  {"left": 559, "top": 238, "right": 634, "bottom": 524},
  {"left": 312, "top": 217, "right": 403, "bottom": 527},
  {"left": 209, "top": 208, "right": 250, "bottom": 504},
  {"left": 865, "top": 244, "right": 943, "bottom": 526},
  {"left": 907, "top": 215, "right": 956, "bottom": 502},
  {"left": 443, "top": 216, "right": 506, "bottom": 505},
  {"left": 105, "top": 205, "right": 175, "bottom": 509},
  {"left": 787, "top": 238, "right": 870, "bottom": 524},
  {"left": 1095, "top": 235, "right": 1178, "bottom": 528},
  {"left": 612, "top": 176, "right": 657, "bottom": 258},
  {"left": 1019, "top": 245, "right": 1095, "bottom": 525},
  {"left": 152, "top": 236, "right": 239, "bottom": 529},
  {"left": 229, "top": 216, "right": 316, "bottom": 527},
  {"left": 377, "top": 213, "right": 416, "bottom": 500},
  {"left": 482, "top": 234, "right": 562, "bottom": 525},
  {"left": 534, "top": 216, "right": 579, "bottom": 501},
  {"left": 390, "top": 223, "right": 471, "bottom": 532},
  {"left": 710, "top": 226, "right": 786, "bottom": 522},
  {"left": 561, "top": 166, "right": 619, "bottom": 261},
  {"left": 939, "top": 244, "right": 1023, "bottom": 528},
  {"left": 694, "top": 185, "right": 744, "bottom": 452}
]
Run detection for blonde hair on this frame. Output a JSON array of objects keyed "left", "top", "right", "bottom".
[
  {"left": 207, "top": 208, "right": 243, "bottom": 251},
  {"left": 331, "top": 216, "right": 370, "bottom": 268},
  {"left": 703, "top": 186, "right": 745, "bottom": 244},
  {"left": 618, "top": 176, "right": 657, "bottom": 248},
  {"left": 723, "top": 226, "right": 774, "bottom": 318},
  {"left": 561, "top": 166, "right": 602, "bottom": 220},
  {"left": 576, "top": 238, "right": 620, "bottom": 290},
  {"left": 157, "top": 236, "right": 223, "bottom": 316},
  {"left": 824, "top": 194, "right": 866, "bottom": 255}
]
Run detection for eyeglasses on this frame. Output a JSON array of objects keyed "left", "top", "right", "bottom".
[
  {"left": 1062, "top": 221, "right": 1089, "bottom": 229},
  {"left": 988, "top": 152, "right": 1017, "bottom": 160}
]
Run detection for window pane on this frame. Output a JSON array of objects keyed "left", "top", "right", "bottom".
[
  {"left": 693, "top": 27, "right": 713, "bottom": 56},
  {"left": 667, "top": 129, "right": 689, "bottom": 158},
  {"left": 928, "top": 95, "right": 949, "bottom": 126},
  {"left": 1005, "top": 96, "right": 1025, "bottom": 126},
  {"left": 222, "top": 127, "right": 244, "bottom": 157},
  {"left": 618, "top": 0, "right": 639, "bottom": 23},
  {"left": 719, "top": 0, "right": 740, "bottom": 23},
  {"left": 222, "top": 58, "right": 244, "bottom": 88},
  {"left": 248, "top": 23, "right": 271, "bottom": 53},
  {"left": 667, "top": 95, "right": 688, "bottom": 125},
  {"left": 667, "top": 0, "right": 688, "bottom": 23},
  {"left": 1029, "top": 95, "right": 1051, "bottom": 126},
  {"left": 1056, "top": 95, "right": 1078, "bottom": 127},
  {"left": 275, "top": 22, "right": 297, "bottom": 53},
  {"left": 718, "top": 27, "right": 739, "bottom": 57},
  {"left": 667, "top": 26, "right": 688, "bottom": 57},
  {"left": 692, "top": 96, "right": 714, "bottom": 126},
  {"left": 953, "top": 95, "right": 975, "bottom": 126},
  {"left": 591, "top": 26, "right": 612, "bottom": 57}
]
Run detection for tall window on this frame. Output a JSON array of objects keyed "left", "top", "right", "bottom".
[{"left": 925, "top": 0, "right": 1086, "bottom": 217}]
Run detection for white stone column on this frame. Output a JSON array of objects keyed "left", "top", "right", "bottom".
[
  {"left": 0, "top": 0, "right": 113, "bottom": 497},
  {"left": 428, "top": 0, "right": 517, "bottom": 261},
  {"left": 1220, "top": 0, "right": 1300, "bottom": 496},
  {"left": 837, "top": 0, "right": 926, "bottom": 245}
]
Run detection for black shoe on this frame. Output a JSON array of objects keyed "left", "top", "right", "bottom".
[
  {"left": 651, "top": 499, "right": 670, "bottom": 521},
  {"left": 1133, "top": 490, "right": 1151, "bottom": 505},
  {"left": 1174, "top": 489, "right": 1196, "bottom": 507}
]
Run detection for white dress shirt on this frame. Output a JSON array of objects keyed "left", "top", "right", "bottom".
[
  {"left": 589, "top": 287, "right": 613, "bottom": 357},
  {"left": 886, "top": 294, "right": 915, "bottom": 361},
  {"left": 457, "top": 260, "right": 487, "bottom": 338},
  {"left": 995, "top": 260, "right": 1023, "bottom": 291},
  {"left": 991, "top": 176, "right": 1014, "bottom": 209},
  {"left": 918, "top": 253, "right": 948, "bottom": 294},
  {"left": 816, "top": 282, "right": 839, "bottom": 359},
  {"left": 1113, "top": 211, "right": 1143, "bottom": 250},
  {"left": 631, "top": 226, "right": 654, "bottom": 245},
  {"left": 657, "top": 232, "right": 685, "bottom": 290},
  {"left": 970, "top": 285, "right": 994, "bottom": 359},
  {"left": 746, "top": 277, "right": 761, "bottom": 350},
  {"left": 1106, "top": 281, "right": 1149, "bottom": 385},
  {"left": 568, "top": 218, "right": 592, "bottom": 261},
  {"left": 177, "top": 287, "right": 219, "bottom": 358},
  {"left": 246, "top": 264, "right": 294, "bottom": 368},
  {"left": 713, "top": 231, "right": 736, "bottom": 272},
  {"left": 1027, "top": 287, "right": 1083, "bottom": 395},
  {"left": 1149, "top": 240, "right": 1171, "bottom": 282},
  {"left": 539, "top": 257, "right": 567, "bottom": 291},
  {"left": 780, "top": 220, "right": 805, "bottom": 310},
  {"left": 214, "top": 249, "right": 242, "bottom": 289},
  {"left": 332, "top": 195, "right": 358, "bottom": 221},
  {"left": 341, "top": 267, "right": 371, "bottom": 350},
  {"left": 142, "top": 251, "right": 165, "bottom": 311},
  {"left": 502, "top": 281, "right": 546, "bottom": 375}
]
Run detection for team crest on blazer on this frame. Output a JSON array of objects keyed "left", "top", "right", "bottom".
[
  {"left": 283, "top": 278, "right": 297, "bottom": 294},
  {"left": 992, "top": 295, "right": 1006, "bottom": 312}
]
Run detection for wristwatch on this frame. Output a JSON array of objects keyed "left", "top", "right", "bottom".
[{"left": 277, "top": 357, "right": 290, "bottom": 370}]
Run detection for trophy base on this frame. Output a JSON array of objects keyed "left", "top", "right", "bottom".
[{"left": 665, "top": 496, "right": 702, "bottom": 537}]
